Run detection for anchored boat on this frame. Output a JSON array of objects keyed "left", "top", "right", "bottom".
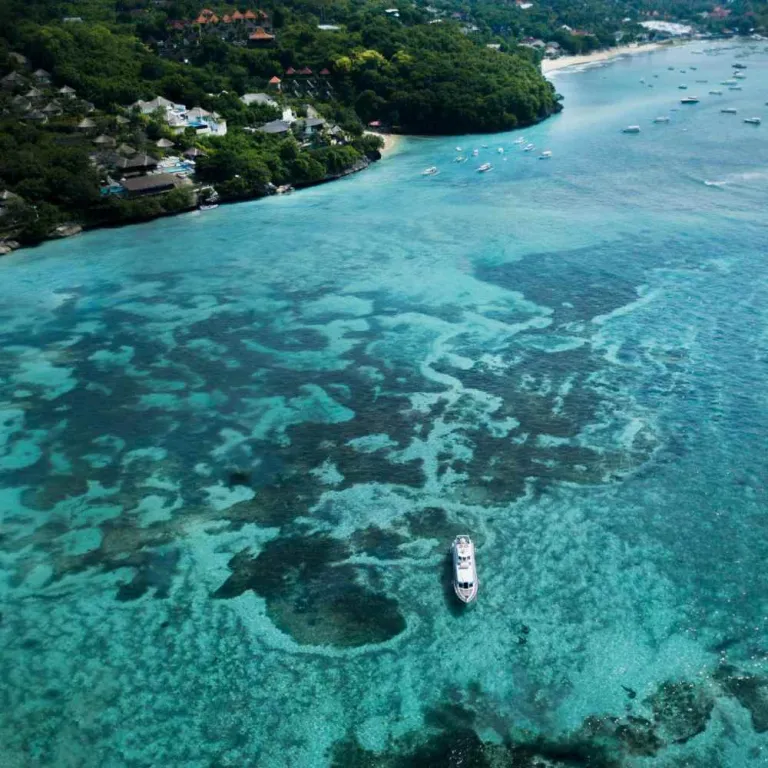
[{"left": 451, "top": 535, "right": 478, "bottom": 603}]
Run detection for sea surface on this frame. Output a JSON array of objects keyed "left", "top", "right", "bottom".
[{"left": 2, "top": 40, "right": 768, "bottom": 767}]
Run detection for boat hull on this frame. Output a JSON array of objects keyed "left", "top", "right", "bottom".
[{"left": 451, "top": 536, "right": 478, "bottom": 604}]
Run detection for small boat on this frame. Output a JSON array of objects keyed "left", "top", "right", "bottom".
[
  {"left": 668, "top": 66, "right": 675, "bottom": 71},
  {"left": 482, "top": 144, "right": 488, "bottom": 148},
  {"left": 513, "top": 137, "right": 525, "bottom": 144},
  {"left": 678, "top": 84, "right": 688, "bottom": 90},
  {"left": 680, "top": 97, "right": 700, "bottom": 104},
  {"left": 455, "top": 146, "right": 462, "bottom": 152},
  {"left": 704, "top": 180, "right": 726, "bottom": 187},
  {"left": 679, "top": 69, "right": 687, "bottom": 74},
  {"left": 422, "top": 166, "right": 439, "bottom": 176},
  {"left": 722, "top": 79, "right": 737, "bottom": 85},
  {"left": 744, "top": 117, "right": 761, "bottom": 125},
  {"left": 734, "top": 73, "right": 746, "bottom": 80},
  {"left": 199, "top": 203, "right": 219, "bottom": 211},
  {"left": 477, "top": 162, "right": 492, "bottom": 172},
  {"left": 690, "top": 66, "right": 697, "bottom": 71},
  {"left": 622, "top": 125, "right": 641, "bottom": 133},
  {"left": 523, "top": 143, "right": 535, "bottom": 151},
  {"left": 497, "top": 147, "right": 504, "bottom": 154},
  {"left": 721, "top": 108, "right": 738, "bottom": 114},
  {"left": 454, "top": 156, "right": 467, "bottom": 163},
  {"left": 695, "top": 79, "right": 708, "bottom": 83},
  {"left": 451, "top": 535, "right": 478, "bottom": 604},
  {"left": 653, "top": 116, "right": 670, "bottom": 123},
  {"left": 275, "top": 184, "right": 294, "bottom": 194},
  {"left": 640, "top": 78, "right": 645, "bottom": 83},
  {"left": 709, "top": 90, "right": 723, "bottom": 95},
  {"left": 733, "top": 63, "right": 747, "bottom": 69},
  {"left": 728, "top": 86, "right": 742, "bottom": 91},
  {"left": 539, "top": 150, "right": 552, "bottom": 158}
]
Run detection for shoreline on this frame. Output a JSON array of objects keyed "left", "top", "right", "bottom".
[
  {"left": 542, "top": 41, "right": 673, "bottom": 75},
  {"left": 365, "top": 131, "right": 403, "bottom": 156}
]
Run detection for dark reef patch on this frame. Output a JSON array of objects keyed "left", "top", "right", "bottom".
[
  {"left": 475, "top": 244, "right": 645, "bottom": 322},
  {"left": 213, "top": 535, "right": 406, "bottom": 647},
  {"left": 714, "top": 664, "right": 768, "bottom": 732}
]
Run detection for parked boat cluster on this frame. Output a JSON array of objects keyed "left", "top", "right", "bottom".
[
  {"left": 421, "top": 136, "right": 553, "bottom": 178},
  {"left": 623, "top": 59, "right": 762, "bottom": 135}
]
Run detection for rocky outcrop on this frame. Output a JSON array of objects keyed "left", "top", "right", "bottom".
[{"left": 51, "top": 223, "right": 82, "bottom": 238}]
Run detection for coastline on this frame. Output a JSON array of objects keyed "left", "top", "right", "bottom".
[
  {"left": 542, "top": 41, "right": 673, "bottom": 75},
  {"left": 366, "top": 131, "right": 403, "bottom": 157}
]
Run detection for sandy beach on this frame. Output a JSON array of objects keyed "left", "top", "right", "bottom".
[
  {"left": 366, "top": 131, "right": 403, "bottom": 156},
  {"left": 542, "top": 42, "right": 671, "bottom": 75}
]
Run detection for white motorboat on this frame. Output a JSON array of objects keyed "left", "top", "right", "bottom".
[
  {"left": 451, "top": 535, "right": 478, "bottom": 604},
  {"left": 523, "top": 143, "right": 535, "bottom": 151},
  {"left": 622, "top": 125, "right": 641, "bottom": 133},
  {"left": 539, "top": 150, "right": 552, "bottom": 158},
  {"left": 744, "top": 117, "right": 761, "bottom": 125},
  {"left": 199, "top": 203, "right": 219, "bottom": 211},
  {"left": 721, "top": 108, "right": 738, "bottom": 114},
  {"left": 454, "top": 156, "right": 467, "bottom": 163},
  {"left": 472, "top": 149, "right": 479, "bottom": 156},
  {"left": 513, "top": 137, "right": 525, "bottom": 144},
  {"left": 422, "top": 166, "right": 439, "bottom": 176},
  {"left": 680, "top": 97, "right": 700, "bottom": 104},
  {"left": 455, "top": 146, "right": 462, "bottom": 152},
  {"left": 477, "top": 162, "right": 492, "bottom": 172},
  {"left": 497, "top": 147, "right": 504, "bottom": 154},
  {"left": 653, "top": 116, "right": 670, "bottom": 123},
  {"left": 734, "top": 73, "right": 746, "bottom": 80}
]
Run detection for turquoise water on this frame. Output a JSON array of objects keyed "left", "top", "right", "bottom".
[{"left": 2, "top": 40, "right": 768, "bottom": 767}]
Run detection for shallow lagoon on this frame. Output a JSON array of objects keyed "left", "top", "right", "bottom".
[{"left": 2, "top": 41, "right": 768, "bottom": 767}]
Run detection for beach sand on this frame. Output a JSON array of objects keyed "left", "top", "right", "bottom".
[
  {"left": 541, "top": 42, "right": 671, "bottom": 75},
  {"left": 366, "top": 131, "right": 403, "bottom": 157}
]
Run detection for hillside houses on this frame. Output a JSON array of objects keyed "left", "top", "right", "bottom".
[
  {"left": 165, "top": 8, "right": 274, "bottom": 48},
  {"left": 131, "top": 96, "right": 227, "bottom": 136}
]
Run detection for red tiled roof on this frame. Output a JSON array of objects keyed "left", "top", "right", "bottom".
[
  {"left": 209, "top": 14, "right": 219, "bottom": 22},
  {"left": 244, "top": 9, "right": 257, "bottom": 19},
  {"left": 299, "top": 67, "right": 312, "bottom": 75},
  {"left": 249, "top": 27, "right": 275, "bottom": 40},
  {"left": 232, "top": 10, "right": 243, "bottom": 19},
  {"left": 196, "top": 14, "right": 208, "bottom": 23},
  {"left": 269, "top": 76, "right": 281, "bottom": 84},
  {"left": 285, "top": 66, "right": 296, "bottom": 75},
  {"left": 319, "top": 68, "right": 330, "bottom": 75},
  {"left": 222, "top": 14, "right": 231, "bottom": 22}
]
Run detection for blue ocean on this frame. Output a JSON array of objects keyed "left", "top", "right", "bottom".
[{"left": 2, "top": 39, "right": 768, "bottom": 767}]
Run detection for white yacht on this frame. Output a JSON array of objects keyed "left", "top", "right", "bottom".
[
  {"left": 451, "top": 536, "right": 478, "bottom": 604},
  {"left": 497, "top": 147, "right": 504, "bottom": 154},
  {"left": 653, "top": 116, "right": 670, "bottom": 123},
  {"left": 622, "top": 125, "right": 641, "bottom": 133},
  {"left": 455, "top": 146, "right": 462, "bottom": 152},
  {"left": 454, "top": 156, "right": 467, "bottom": 163},
  {"left": 422, "top": 166, "right": 439, "bottom": 176},
  {"left": 744, "top": 117, "right": 761, "bottom": 125},
  {"left": 681, "top": 96, "right": 700, "bottom": 104},
  {"left": 523, "top": 143, "right": 535, "bottom": 151},
  {"left": 477, "top": 162, "right": 492, "bottom": 172},
  {"left": 513, "top": 137, "right": 525, "bottom": 144},
  {"left": 472, "top": 148, "right": 479, "bottom": 156},
  {"left": 734, "top": 73, "right": 746, "bottom": 80},
  {"left": 539, "top": 150, "right": 552, "bottom": 158}
]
